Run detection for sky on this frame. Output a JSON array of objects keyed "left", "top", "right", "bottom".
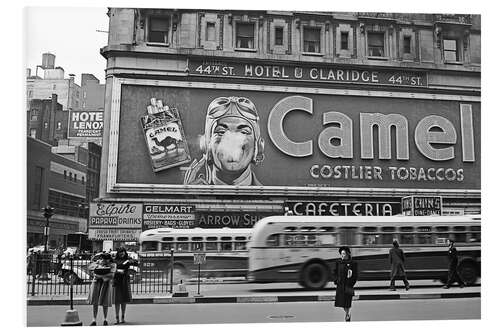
[{"left": 24, "top": 7, "right": 109, "bottom": 85}]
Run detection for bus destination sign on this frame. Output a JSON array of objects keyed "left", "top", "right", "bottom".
[{"left": 188, "top": 60, "right": 427, "bottom": 87}]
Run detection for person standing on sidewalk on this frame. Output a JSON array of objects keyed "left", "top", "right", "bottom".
[
  {"left": 443, "top": 239, "right": 465, "bottom": 288},
  {"left": 389, "top": 240, "right": 410, "bottom": 291},
  {"left": 88, "top": 252, "right": 116, "bottom": 326},
  {"left": 113, "top": 248, "right": 137, "bottom": 325},
  {"left": 332, "top": 246, "right": 358, "bottom": 322}
]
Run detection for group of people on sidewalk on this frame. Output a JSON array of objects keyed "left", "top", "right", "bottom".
[
  {"left": 332, "top": 238, "right": 465, "bottom": 322},
  {"left": 87, "top": 247, "right": 137, "bottom": 326}
]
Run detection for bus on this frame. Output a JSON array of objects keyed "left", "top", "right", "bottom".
[
  {"left": 247, "top": 215, "right": 481, "bottom": 290},
  {"left": 138, "top": 228, "right": 252, "bottom": 281}
]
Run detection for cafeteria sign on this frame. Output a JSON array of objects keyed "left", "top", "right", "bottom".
[
  {"left": 401, "top": 196, "right": 442, "bottom": 216},
  {"left": 68, "top": 110, "right": 104, "bottom": 138}
]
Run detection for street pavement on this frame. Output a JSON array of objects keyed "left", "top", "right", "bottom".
[
  {"left": 27, "top": 279, "right": 481, "bottom": 305},
  {"left": 27, "top": 298, "right": 480, "bottom": 326}
]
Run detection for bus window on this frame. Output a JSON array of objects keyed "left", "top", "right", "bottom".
[
  {"left": 435, "top": 226, "right": 449, "bottom": 240},
  {"left": 234, "top": 236, "right": 247, "bottom": 250},
  {"left": 417, "top": 226, "right": 432, "bottom": 244},
  {"left": 141, "top": 241, "right": 158, "bottom": 252},
  {"left": 381, "top": 227, "right": 396, "bottom": 244},
  {"left": 192, "top": 237, "right": 203, "bottom": 251},
  {"left": 160, "top": 237, "right": 174, "bottom": 251},
  {"left": 284, "top": 234, "right": 294, "bottom": 246},
  {"left": 362, "top": 234, "right": 378, "bottom": 245},
  {"left": 176, "top": 237, "right": 189, "bottom": 251},
  {"left": 339, "top": 227, "right": 357, "bottom": 245},
  {"left": 300, "top": 226, "right": 316, "bottom": 232},
  {"left": 283, "top": 226, "right": 297, "bottom": 232},
  {"left": 318, "top": 227, "right": 335, "bottom": 233},
  {"left": 294, "top": 234, "right": 306, "bottom": 246},
  {"left": 470, "top": 226, "right": 481, "bottom": 243},
  {"left": 361, "top": 227, "right": 379, "bottom": 245},
  {"left": 318, "top": 234, "right": 336, "bottom": 246},
  {"left": 305, "top": 234, "right": 317, "bottom": 246},
  {"left": 399, "top": 227, "right": 414, "bottom": 245},
  {"left": 266, "top": 234, "right": 280, "bottom": 247},
  {"left": 221, "top": 237, "right": 232, "bottom": 251},
  {"left": 452, "top": 226, "right": 467, "bottom": 242}
]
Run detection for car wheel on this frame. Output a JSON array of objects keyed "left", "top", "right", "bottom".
[{"left": 300, "top": 262, "right": 328, "bottom": 290}]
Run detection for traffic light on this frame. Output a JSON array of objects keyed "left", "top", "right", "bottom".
[{"left": 43, "top": 206, "right": 55, "bottom": 219}]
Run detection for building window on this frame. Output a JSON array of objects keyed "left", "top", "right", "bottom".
[
  {"left": 48, "top": 190, "right": 85, "bottom": 218},
  {"left": 56, "top": 122, "right": 62, "bottom": 130},
  {"left": 81, "top": 176, "right": 85, "bottom": 184},
  {"left": 340, "top": 31, "right": 349, "bottom": 50},
  {"left": 148, "top": 16, "right": 170, "bottom": 44},
  {"left": 303, "top": 27, "right": 321, "bottom": 53},
  {"left": 206, "top": 22, "right": 216, "bottom": 41},
  {"left": 52, "top": 84, "right": 56, "bottom": 90},
  {"left": 443, "top": 39, "right": 459, "bottom": 62},
  {"left": 275, "top": 27, "right": 284, "bottom": 46},
  {"left": 30, "top": 114, "right": 38, "bottom": 121},
  {"left": 403, "top": 36, "right": 411, "bottom": 54},
  {"left": 236, "top": 22, "right": 255, "bottom": 49},
  {"left": 64, "top": 170, "right": 67, "bottom": 179},
  {"left": 33, "top": 166, "right": 43, "bottom": 209},
  {"left": 30, "top": 128, "right": 37, "bottom": 138},
  {"left": 69, "top": 172, "right": 73, "bottom": 181},
  {"left": 368, "top": 32, "right": 385, "bottom": 57}
]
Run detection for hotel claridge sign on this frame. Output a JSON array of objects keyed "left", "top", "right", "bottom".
[{"left": 83, "top": 8, "right": 480, "bottom": 245}]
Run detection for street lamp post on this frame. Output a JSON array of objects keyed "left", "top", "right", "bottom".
[{"left": 43, "top": 206, "right": 55, "bottom": 253}]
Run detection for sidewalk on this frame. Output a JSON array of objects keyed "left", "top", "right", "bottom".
[{"left": 28, "top": 280, "right": 480, "bottom": 305}]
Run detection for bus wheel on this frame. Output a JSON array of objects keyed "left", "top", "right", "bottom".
[
  {"left": 300, "top": 263, "right": 329, "bottom": 290},
  {"left": 458, "top": 261, "right": 478, "bottom": 285}
]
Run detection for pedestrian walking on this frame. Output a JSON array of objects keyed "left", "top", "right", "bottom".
[
  {"left": 113, "top": 247, "right": 137, "bottom": 324},
  {"left": 88, "top": 252, "right": 116, "bottom": 326},
  {"left": 389, "top": 240, "right": 410, "bottom": 291},
  {"left": 332, "top": 246, "right": 358, "bottom": 322},
  {"left": 443, "top": 239, "right": 465, "bottom": 288}
]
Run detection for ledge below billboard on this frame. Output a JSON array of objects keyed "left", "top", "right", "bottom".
[{"left": 107, "top": 78, "right": 480, "bottom": 194}]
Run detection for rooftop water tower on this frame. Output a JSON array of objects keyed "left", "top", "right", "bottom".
[{"left": 42, "top": 53, "right": 55, "bottom": 69}]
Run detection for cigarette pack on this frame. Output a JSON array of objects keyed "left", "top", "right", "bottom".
[{"left": 140, "top": 99, "right": 191, "bottom": 172}]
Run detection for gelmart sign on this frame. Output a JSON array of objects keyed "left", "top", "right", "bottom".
[
  {"left": 68, "top": 110, "right": 104, "bottom": 138},
  {"left": 114, "top": 84, "right": 480, "bottom": 190},
  {"left": 143, "top": 204, "right": 196, "bottom": 230}
]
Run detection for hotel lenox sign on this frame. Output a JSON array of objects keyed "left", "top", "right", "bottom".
[{"left": 106, "top": 79, "right": 480, "bottom": 195}]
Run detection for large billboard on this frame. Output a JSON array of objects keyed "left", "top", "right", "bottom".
[{"left": 108, "top": 79, "right": 480, "bottom": 194}]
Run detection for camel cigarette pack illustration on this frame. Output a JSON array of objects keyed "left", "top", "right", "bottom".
[{"left": 140, "top": 98, "right": 191, "bottom": 172}]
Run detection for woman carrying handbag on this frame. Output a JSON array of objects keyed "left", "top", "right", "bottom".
[{"left": 332, "top": 246, "right": 358, "bottom": 322}]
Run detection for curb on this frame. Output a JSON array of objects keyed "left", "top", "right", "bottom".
[{"left": 27, "top": 292, "right": 480, "bottom": 306}]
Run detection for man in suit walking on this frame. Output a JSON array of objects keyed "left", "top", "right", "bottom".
[
  {"left": 443, "top": 239, "right": 465, "bottom": 288},
  {"left": 389, "top": 240, "right": 410, "bottom": 291}
]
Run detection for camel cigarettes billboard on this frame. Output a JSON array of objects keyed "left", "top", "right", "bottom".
[
  {"left": 68, "top": 110, "right": 104, "bottom": 138},
  {"left": 108, "top": 80, "right": 480, "bottom": 193}
]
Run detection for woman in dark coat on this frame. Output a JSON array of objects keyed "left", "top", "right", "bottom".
[
  {"left": 332, "top": 246, "right": 358, "bottom": 321},
  {"left": 113, "top": 248, "right": 136, "bottom": 324}
]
